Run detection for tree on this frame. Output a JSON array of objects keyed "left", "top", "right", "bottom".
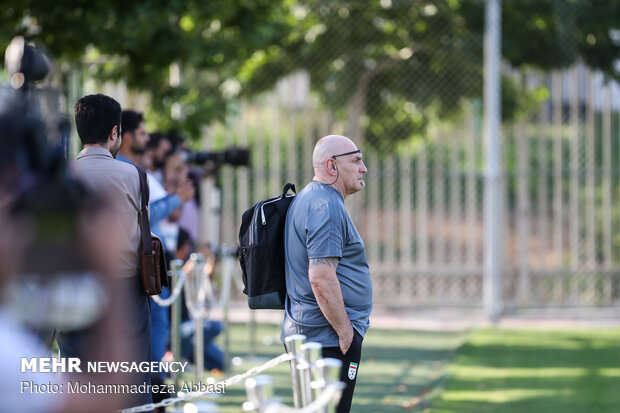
[
  {"left": 1, "top": 0, "right": 618, "bottom": 144},
  {"left": 237, "top": 0, "right": 619, "bottom": 149},
  {"left": 0, "top": 0, "right": 291, "bottom": 137}
]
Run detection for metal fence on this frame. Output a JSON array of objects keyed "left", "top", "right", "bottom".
[
  {"left": 207, "top": 62, "right": 620, "bottom": 310},
  {"left": 65, "top": 1, "right": 620, "bottom": 312}
]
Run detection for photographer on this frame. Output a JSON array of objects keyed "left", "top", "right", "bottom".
[
  {"left": 1, "top": 38, "right": 133, "bottom": 413},
  {"left": 167, "top": 132, "right": 250, "bottom": 242},
  {"left": 117, "top": 118, "right": 195, "bottom": 238},
  {"left": 61, "top": 94, "right": 153, "bottom": 409},
  {"left": 156, "top": 149, "right": 226, "bottom": 374}
]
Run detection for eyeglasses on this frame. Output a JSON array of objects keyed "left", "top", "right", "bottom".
[{"left": 332, "top": 149, "right": 361, "bottom": 159}]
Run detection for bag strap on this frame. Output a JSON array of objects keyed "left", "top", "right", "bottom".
[
  {"left": 281, "top": 182, "right": 296, "bottom": 198},
  {"left": 134, "top": 165, "right": 154, "bottom": 256}
]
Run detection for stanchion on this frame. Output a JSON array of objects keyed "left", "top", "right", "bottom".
[
  {"left": 298, "top": 342, "right": 322, "bottom": 405},
  {"left": 243, "top": 375, "right": 277, "bottom": 412},
  {"left": 314, "top": 358, "right": 343, "bottom": 413},
  {"left": 169, "top": 259, "right": 184, "bottom": 383},
  {"left": 283, "top": 334, "right": 306, "bottom": 408},
  {"left": 172, "top": 401, "right": 217, "bottom": 413},
  {"left": 185, "top": 252, "right": 207, "bottom": 381},
  {"left": 249, "top": 309, "right": 257, "bottom": 360},
  {"left": 218, "top": 250, "right": 236, "bottom": 372}
]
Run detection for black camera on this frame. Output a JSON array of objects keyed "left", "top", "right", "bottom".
[
  {"left": 4, "top": 36, "right": 50, "bottom": 89},
  {"left": 182, "top": 146, "right": 250, "bottom": 167},
  {"left": 1, "top": 37, "right": 107, "bottom": 332},
  {"left": 1, "top": 37, "right": 54, "bottom": 197}
]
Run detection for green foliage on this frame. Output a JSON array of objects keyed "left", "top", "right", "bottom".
[
  {"left": 239, "top": 0, "right": 619, "bottom": 149},
  {"left": 1, "top": 0, "right": 617, "bottom": 143},
  {"left": 461, "top": 0, "right": 619, "bottom": 79},
  {"left": 239, "top": 0, "right": 484, "bottom": 149},
  {"left": 0, "top": 0, "right": 291, "bottom": 138}
]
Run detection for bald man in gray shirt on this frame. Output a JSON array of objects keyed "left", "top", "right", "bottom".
[{"left": 282, "top": 135, "right": 372, "bottom": 413}]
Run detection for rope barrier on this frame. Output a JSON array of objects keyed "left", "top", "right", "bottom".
[
  {"left": 118, "top": 352, "right": 294, "bottom": 413},
  {"left": 184, "top": 254, "right": 210, "bottom": 320},
  {"left": 150, "top": 270, "right": 186, "bottom": 307},
  {"left": 200, "top": 253, "right": 239, "bottom": 312},
  {"left": 120, "top": 253, "right": 342, "bottom": 413},
  {"left": 260, "top": 382, "right": 344, "bottom": 413},
  {"left": 156, "top": 251, "right": 239, "bottom": 313}
]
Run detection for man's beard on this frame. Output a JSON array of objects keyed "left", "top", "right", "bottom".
[
  {"left": 110, "top": 138, "right": 121, "bottom": 158},
  {"left": 153, "top": 157, "right": 165, "bottom": 169},
  {"left": 131, "top": 143, "right": 146, "bottom": 156}
]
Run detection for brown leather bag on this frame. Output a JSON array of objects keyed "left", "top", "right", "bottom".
[{"left": 135, "top": 165, "right": 170, "bottom": 295}]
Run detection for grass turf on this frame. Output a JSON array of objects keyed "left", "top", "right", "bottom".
[
  {"left": 431, "top": 328, "right": 620, "bottom": 413},
  {"left": 178, "top": 322, "right": 464, "bottom": 412},
  {"left": 172, "top": 324, "right": 620, "bottom": 412}
]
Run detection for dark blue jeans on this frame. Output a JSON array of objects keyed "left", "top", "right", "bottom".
[
  {"left": 181, "top": 320, "right": 225, "bottom": 371},
  {"left": 150, "top": 286, "right": 170, "bottom": 366}
]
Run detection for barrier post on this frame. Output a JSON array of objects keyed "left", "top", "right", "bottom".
[
  {"left": 315, "top": 358, "right": 343, "bottom": 413},
  {"left": 299, "top": 342, "right": 322, "bottom": 405},
  {"left": 220, "top": 251, "right": 234, "bottom": 372},
  {"left": 169, "top": 259, "right": 184, "bottom": 384},
  {"left": 249, "top": 309, "right": 256, "bottom": 360},
  {"left": 283, "top": 334, "right": 306, "bottom": 408},
  {"left": 192, "top": 253, "right": 206, "bottom": 381},
  {"left": 243, "top": 375, "right": 275, "bottom": 413}
]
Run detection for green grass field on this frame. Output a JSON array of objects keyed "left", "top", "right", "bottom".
[
  {"left": 179, "top": 322, "right": 465, "bottom": 412},
  {"left": 177, "top": 323, "right": 620, "bottom": 413},
  {"left": 432, "top": 328, "right": 620, "bottom": 413}
]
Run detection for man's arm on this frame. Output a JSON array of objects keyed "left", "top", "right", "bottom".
[
  {"left": 149, "top": 180, "right": 194, "bottom": 223},
  {"left": 149, "top": 194, "right": 181, "bottom": 223},
  {"left": 308, "top": 257, "right": 354, "bottom": 354}
]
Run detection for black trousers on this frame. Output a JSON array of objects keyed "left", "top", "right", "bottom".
[
  {"left": 57, "top": 275, "right": 152, "bottom": 410},
  {"left": 321, "top": 329, "right": 364, "bottom": 413}
]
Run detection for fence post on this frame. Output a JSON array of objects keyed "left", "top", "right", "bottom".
[
  {"left": 284, "top": 334, "right": 306, "bottom": 408},
  {"left": 483, "top": 0, "right": 503, "bottom": 322}
]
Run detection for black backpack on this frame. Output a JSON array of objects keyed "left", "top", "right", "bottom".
[{"left": 238, "top": 183, "right": 296, "bottom": 309}]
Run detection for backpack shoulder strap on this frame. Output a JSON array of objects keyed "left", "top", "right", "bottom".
[{"left": 281, "top": 182, "right": 296, "bottom": 198}]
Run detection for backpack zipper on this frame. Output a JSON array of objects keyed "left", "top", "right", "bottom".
[
  {"left": 259, "top": 194, "right": 294, "bottom": 225},
  {"left": 260, "top": 198, "right": 279, "bottom": 225}
]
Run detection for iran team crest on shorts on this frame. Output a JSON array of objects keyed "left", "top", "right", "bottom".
[{"left": 348, "top": 362, "right": 358, "bottom": 380}]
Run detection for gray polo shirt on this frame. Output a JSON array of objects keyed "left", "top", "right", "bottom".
[{"left": 281, "top": 181, "right": 373, "bottom": 347}]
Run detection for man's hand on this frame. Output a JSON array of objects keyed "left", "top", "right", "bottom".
[
  {"left": 176, "top": 180, "right": 195, "bottom": 203},
  {"left": 339, "top": 326, "right": 354, "bottom": 355}
]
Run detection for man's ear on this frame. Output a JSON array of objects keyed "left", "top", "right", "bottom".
[
  {"left": 328, "top": 158, "right": 337, "bottom": 173},
  {"left": 109, "top": 125, "right": 121, "bottom": 144}
]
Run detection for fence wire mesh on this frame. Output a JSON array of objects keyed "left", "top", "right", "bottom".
[
  {"left": 27, "top": 1, "right": 610, "bottom": 311},
  {"left": 193, "top": 0, "right": 620, "bottom": 310}
]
